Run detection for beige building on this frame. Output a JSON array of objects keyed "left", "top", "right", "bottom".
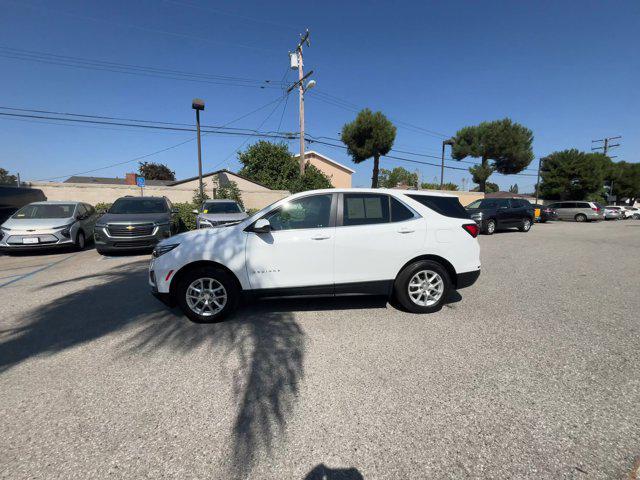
[{"left": 295, "top": 151, "right": 355, "bottom": 188}]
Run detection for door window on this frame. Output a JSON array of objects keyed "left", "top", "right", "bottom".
[
  {"left": 496, "top": 199, "right": 511, "bottom": 208},
  {"left": 264, "top": 194, "right": 332, "bottom": 231},
  {"left": 390, "top": 197, "right": 416, "bottom": 222},
  {"left": 343, "top": 194, "right": 390, "bottom": 226}
]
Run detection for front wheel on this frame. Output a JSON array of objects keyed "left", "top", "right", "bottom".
[
  {"left": 519, "top": 217, "right": 532, "bottom": 232},
  {"left": 177, "top": 266, "right": 239, "bottom": 323},
  {"left": 75, "top": 231, "right": 86, "bottom": 250},
  {"left": 393, "top": 260, "right": 452, "bottom": 314}
]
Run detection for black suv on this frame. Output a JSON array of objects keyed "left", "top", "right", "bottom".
[
  {"left": 465, "top": 198, "right": 534, "bottom": 235},
  {"left": 94, "top": 196, "right": 179, "bottom": 255}
]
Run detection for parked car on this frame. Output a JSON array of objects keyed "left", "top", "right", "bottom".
[
  {"left": 628, "top": 207, "right": 640, "bottom": 220},
  {"left": 602, "top": 205, "right": 622, "bottom": 220},
  {"left": 530, "top": 204, "right": 558, "bottom": 223},
  {"left": 94, "top": 196, "right": 179, "bottom": 255},
  {"left": 545, "top": 201, "right": 604, "bottom": 222},
  {"left": 193, "top": 199, "right": 248, "bottom": 229},
  {"left": 465, "top": 197, "right": 534, "bottom": 234},
  {"left": 606, "top": 205, "right": 634, "bottom": 219},
  {"left": 0, "top": 201, "right": 97, "bottom": 251},
  {"left": 0, "top": 186, "right": 46, "bottom": 224},
  {"left": 149, "top": 189, "right": 482, "bottom": 323}
]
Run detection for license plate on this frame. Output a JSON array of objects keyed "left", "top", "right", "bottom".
[{"left": 23, "top": 237, "right": 39, "bottom": 244}]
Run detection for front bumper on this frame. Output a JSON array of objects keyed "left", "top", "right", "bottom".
[
  {"left": 94, "top": 224, "right": 171, "bottom": 251},
  {"left": 0, "top": 230, "right": 75, "bottom": 250},
  {"left": 456, "top": 269, "right": 481, "bottom": 289}
]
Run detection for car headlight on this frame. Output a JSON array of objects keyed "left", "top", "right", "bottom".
[
  {"left": 54, "top": 222, "right": 75, "bottom": 238},
  {"left": 199, "top": 218, "right": 213, "bottom": 228},
  {"left": 152, "top": 243, "right": 179, "bottom": 258}
]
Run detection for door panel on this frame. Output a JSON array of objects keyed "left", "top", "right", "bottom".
[{"left": 245, "top": 193, "right": 336, "bottom": 290}]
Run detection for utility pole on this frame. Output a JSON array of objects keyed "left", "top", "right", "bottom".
[
  {"left": 192, "top": 99, "right": 205, "bottom": 203},
  {"left": 290, "top": 29, "right": 311, "bottom": 176},
  {"left": 535, "top": 158, "right": 542, "bottom": 204},
  {"left": 591, "top": 135, "right": 622, "bottom": 158},
  {"left": 16, "top": 172, "right": 20, "bottom": 187}
]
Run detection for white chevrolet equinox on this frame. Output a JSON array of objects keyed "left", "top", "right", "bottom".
[{"left": 149, "top": 189, "right": 481, "bottom": 323}]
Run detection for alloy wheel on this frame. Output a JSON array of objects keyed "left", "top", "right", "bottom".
[
  {"left": 523, "top": 219, "right": 531, "bottom": 231},
  {"left": 185, "top": 277, "right": 227, "bottom": 317},
  {"left": 408, "top": 270, "right": 444, "bottom": 307},
  {"left": 487, "top": 220, "right": 496, "bottom": 234}
]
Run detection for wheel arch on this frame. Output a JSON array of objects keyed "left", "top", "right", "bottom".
[
  {"left": 396, "top": 254, "right": 458, "bottom": 289},
  {"left": 169, "top": 260, "right": 243, "bottom": 300}
]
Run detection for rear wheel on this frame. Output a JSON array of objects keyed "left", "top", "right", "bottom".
[
  {"left": 393, "top": 260, "right": 451, "bottom": 314},
  {"left": 575, "top": 213, "right": 587, "bottom": 222},
  {"left": 177, "top": 266, "right": 239, "bottom": 323},
  {"left": 518, "top": 217, "right": 532, "bottom": 232},
  {"left": 484, "top": 219, "right": 496, "bottom": 235},
  {"left": 633, "top": 214, "right": 640, "bottom": 220}
]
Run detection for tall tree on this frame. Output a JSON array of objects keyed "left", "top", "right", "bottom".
[
  {"left": 378, "top": 167, "right": 418, "bottom": 188},
  {"left": 215, "top": 181, "right": 244, "bottom": 209},
  {"left": 451, "top": 118, "right": 534, "bottom": 192},
  {"left": 509, "top": 183, "right": 519, "bottom": 193},
  {"left": 341, "top": 108, "right": 396, "bottom": 188},
  {"left": 539, "top": 149, "right": 610, "bottom": 201},
  {"left": 138, "top": 161, "right": 175, "bottom": 181},
  {"left": 0, "top": 168, "right": 17, "bottom": 185},
  {"left": 420, "top": 182, "right": 459, "bottom": 191},
  {"left": 604, "top": 160, "right": 640, "bottom": 205},
  {"left": 237, "top": 141, "right": 332, "bottom": 193}
]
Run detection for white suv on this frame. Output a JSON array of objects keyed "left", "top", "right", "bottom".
[{"left": 149, "top": 189, "right": 481, "bottom": 323}]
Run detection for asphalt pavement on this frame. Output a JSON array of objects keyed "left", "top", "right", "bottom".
[{"left": 0, "top": 220, "right": 638, "bottom": 479}]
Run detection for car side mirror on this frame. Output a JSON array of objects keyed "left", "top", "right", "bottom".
[
  {"left": 191, "top": 209, "right": 198, "bottom": 215},
  {"left": 252, "top": 218, "right": 271, "bottom": 233},
  {"left": 170, "top": 208, "right": 179, "bottom": 214}
]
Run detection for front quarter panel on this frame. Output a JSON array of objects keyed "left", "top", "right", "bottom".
[{"left": 151, "top": 227, "right": 249, "bottom": 293}]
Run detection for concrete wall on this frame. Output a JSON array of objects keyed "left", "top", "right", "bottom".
[
  {"left": 28, "top": 181, "right": 289, "bottom": 210},
  {"left": 418, "top": 189, "right": 484, "bottom": 206},
  {"left": 306, "top": 153, "right": 353, "bottom": 188}
]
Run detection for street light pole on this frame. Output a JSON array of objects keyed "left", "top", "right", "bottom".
[
  {"left": 535, "top": 158, "right": 543, "bottom": 204},
  {"left": 192, "top": 98, "right": 205, "bottom": 202},
  {"left": 441, "top": 139, "right": 454, "bottom": 189}
]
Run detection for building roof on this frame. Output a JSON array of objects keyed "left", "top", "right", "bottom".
[
  {"left": 167, "top": 169, "right": 271, "bottom": 189},
  {"left": 64, "top": 176, "right": 173, "bottom": 186},
  {"left": 295, "top": 151, "right": 356, "bottom": 174}
]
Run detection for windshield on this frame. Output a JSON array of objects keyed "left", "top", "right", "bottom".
[
  {"left": 202, "top": 201, "right": 241, "bottom": 214},
  {"left": 109, "top": 198, "right": 168, "bottom": 214},
  {"left": 12, "top": 203, "right": 75, "bottom": 219}
]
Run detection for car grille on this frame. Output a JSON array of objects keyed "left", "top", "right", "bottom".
[
  {"left": 107, "top": 223, "right": 155, "bottom": 237},
  {"left": 6, "top": 234, "right": 58, "bottom": 245},
  {"left": 113, "top": 241, "right": 155, "bottom": 248}
]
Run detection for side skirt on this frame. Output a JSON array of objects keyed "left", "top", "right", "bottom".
[{"left": 246, "top": 280, "right": 394, "bottom": 300}]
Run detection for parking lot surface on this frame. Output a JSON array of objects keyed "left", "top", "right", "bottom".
[{"left": 1, "top": 221, "right": 638, "bottom": 479}]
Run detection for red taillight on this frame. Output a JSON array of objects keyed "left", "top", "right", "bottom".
[
  {"left": 462, "top": 223, "right": 479, "bottom": 238},
  {"left": 592, "top": 207, "right": 600, "bottom": 212}
]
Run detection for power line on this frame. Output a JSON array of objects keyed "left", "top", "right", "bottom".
[{"left": 591, "top": 135, "right": 622, "bottom": 159}]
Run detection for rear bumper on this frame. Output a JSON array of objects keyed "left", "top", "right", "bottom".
[{"left": 456, "top": 269, "right": 481, "bottom": 289}]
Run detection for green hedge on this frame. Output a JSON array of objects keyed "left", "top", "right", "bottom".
[{"left": 95, "top": 202, "right": 112, "bottom": 214}]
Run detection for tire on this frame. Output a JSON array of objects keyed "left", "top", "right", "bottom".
[
  {"left": 176, "top": 266, "right": 239, "bottom": 323},
  {"left": 483, "top": 219, "right": 496, "bottom": 235},
  {"left": 633, "top": 214, "right": 640, "bottom": 220},
  {"left": 75, "top": 230, "right": 86, "bottom": 250},
  {"left": 518, "top": 217, "right": 532, "bottom": 232},
  {"left": 96, "top": 247, "right": 110, "bottom": 256},
  {"left": 393, "top": 260, "right": 452, "bottom": 314},
  {"left": 575, "top": 214, "right": 587, "bottom": 222}
]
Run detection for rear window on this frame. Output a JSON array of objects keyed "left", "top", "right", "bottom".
[{"left": 407, "top": 195, "right": 470, "bottom": 219}]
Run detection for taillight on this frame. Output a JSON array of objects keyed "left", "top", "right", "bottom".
[
  {"left": 592, "top": 207, "right": 600, "bottom": 212},
  {"left": 462, "top": 223, "right": 479, "bottom": 238}
]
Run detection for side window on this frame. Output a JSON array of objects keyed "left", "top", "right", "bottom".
[
  {"left": 390, "top": 197, "right": 415, "bottom": 222},
  {"left": 265, "top": 194, "right": 332, "bottom": 231},
  {"left": 577, "top": 202, "right": 590, "bottom": 209},
  {"left": 343, "top": 194, "right": 390, "bottom": 226},
  {"left": 496, "top": 199, "right": 511, "bottom": 208}
]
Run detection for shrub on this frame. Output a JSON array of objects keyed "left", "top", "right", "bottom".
[
  {"left": 95, "top": 202, "right": 112, "bottom": 214},
  {"left": 173, "top": 202, "right": 198, "bottom": 232}
]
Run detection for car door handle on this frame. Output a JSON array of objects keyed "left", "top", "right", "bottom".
[
  {"left": 311, "top": 235, "right": 331, "bottom": 240},
  {"left": 397, "top": 228, "right": 415, "bottom": 234}
]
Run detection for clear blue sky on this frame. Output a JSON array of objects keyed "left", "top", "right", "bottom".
[{"left": 1, "top": 0, "right": 638, "bottom": 192}]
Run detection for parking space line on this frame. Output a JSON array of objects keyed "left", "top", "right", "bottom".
[{"left": 0, "top": 253, "right": 79, "bottom": 288}]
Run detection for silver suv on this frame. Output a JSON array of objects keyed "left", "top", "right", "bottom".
[
  {"left": 545, "top": 201, "right": 604, "bottom": 222},
  {"left": 193, "top": 200, "right": 248, "bottom": 229}
]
